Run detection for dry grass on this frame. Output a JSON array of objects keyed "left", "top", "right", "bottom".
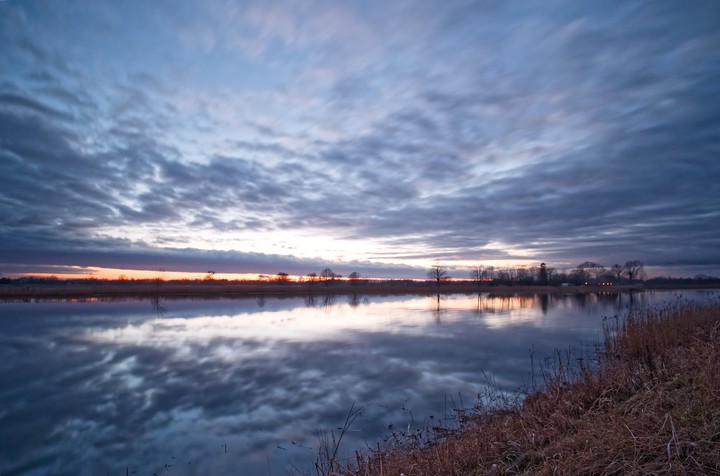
[{"left": 331, "top": 299, "right": 720, "bottom": 475}]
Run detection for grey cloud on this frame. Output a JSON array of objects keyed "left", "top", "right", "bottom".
[
  {"left": 0, "top": 237, "right": 426, "bottom": 278},
  {"left": 231, "top": 139, "right": 294, "bottom": 156},
  {"left": 245, "top": 121, "right": 281, "bottom": 137},
  {"left": 0, "top": 92, "right": 76, "bottom": 122},
  {"left": 306, "top": 2, "right": 720, "bottom": 270},
  {"left": 1, "top": 0, "right": 719, "bottom": 277},
  {"left": 1, "top": 292, "right": 649, "bottom": 473}
]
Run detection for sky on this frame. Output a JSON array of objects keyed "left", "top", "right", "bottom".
[{"left": 1, "top": 0, "right": 719, "bottom": 280}]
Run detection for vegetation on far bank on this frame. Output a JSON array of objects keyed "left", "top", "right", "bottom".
[
  {"left": 2, "top": 259, "right": 720, "bottom": 300},
  {"left": 318, "top": 299, "right": 720, "bottom": 475},
  {"left": 1, "top": 274, "right": 719, "bottom": 301},
  {"left": 0, "top": 277, "right": 650, "bottom": 300}
]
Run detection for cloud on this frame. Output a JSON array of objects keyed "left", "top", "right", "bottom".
[
  {"left": 0, "top": 293, "right": 629, "bottom": 473},
  {"left": 0, "top": 235, "right": 426, "bottom": 278},
  {"left": 1, "top": 0, "right": 719, "bottom": 277}
]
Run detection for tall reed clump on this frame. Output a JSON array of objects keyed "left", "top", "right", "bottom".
[{"left": 338, "top": 299, "right": 720, "bottom": 475}]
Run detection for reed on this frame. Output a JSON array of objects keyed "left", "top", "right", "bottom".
[{"left": 332, "top": 298, "right": 720, "bottom": 475}]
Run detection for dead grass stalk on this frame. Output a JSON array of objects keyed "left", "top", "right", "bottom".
[{"left": 334, "top": 298, "right": 720, "bottom": 475}]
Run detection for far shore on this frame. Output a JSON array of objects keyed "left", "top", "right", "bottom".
[{"left": 0, "top": 279, "right": 711, "bottom": 300}]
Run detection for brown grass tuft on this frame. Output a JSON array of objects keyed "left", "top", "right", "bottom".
[{"left": 335, "top": 299, "right": 720, "bottom": 475}]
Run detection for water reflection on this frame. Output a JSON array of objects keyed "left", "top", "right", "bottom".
[
  {"left": 0, "top": 290, "right": 713, "bottom": 476},
  {"left": 150, "top": 295, "right": 166, "bottom": 316}
]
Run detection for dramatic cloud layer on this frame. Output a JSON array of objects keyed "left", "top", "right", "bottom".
[{"left": 1, "top": 0, "right": 719, "bottom": 277}]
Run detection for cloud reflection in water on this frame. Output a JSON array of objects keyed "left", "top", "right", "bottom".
[{"left": 0, "top": 290, "right": 684, "bottom": 475}]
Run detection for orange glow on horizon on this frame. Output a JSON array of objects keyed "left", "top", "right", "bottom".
[
  {"left": 14, "top": 267, "right": 400, "bottom": 282},
  {"left": 14, "top": 267, "right": 270, "bottom": 281}
]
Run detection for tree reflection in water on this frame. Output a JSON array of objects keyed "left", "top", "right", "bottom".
[{"left": 0, "top": 289, "right": 707, "bottom": 476}]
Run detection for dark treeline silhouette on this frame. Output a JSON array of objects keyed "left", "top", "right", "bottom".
[
  {"left": 466, "top": 260, "right": 668, "bottom": 286},
  {"left": 427, "top": 263, "right": 450, "bottom": 284},
  {"left": 2, "top": 260, "right": 719, "bottom": 289}
]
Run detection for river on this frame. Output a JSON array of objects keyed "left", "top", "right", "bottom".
[{"left": 0, "top": 289, "right": 715, "bottom": 475}]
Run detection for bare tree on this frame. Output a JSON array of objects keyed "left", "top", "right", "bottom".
[
  {"left": 427, "top": 263, "right": 449, "bottom": 284},
  {"left": 623, "top": 260, "right": 645, "bottom": 281},
  {"left": 577, "top": 261, "right": 606, "bottom": 281},
  {"left": 570, "top": 267, "right": 590, "bottom": 285},
  {"left": 495, "top": 269, "right": 511, "bottom": 285},
  {"left": 320, "top": 268, "right": 341, "bottom": 284},
  {"left": 546, "top": 266, "right": 557, "bottom": 282},
  {"left": 320, "top": 268, "right": 335, "bottom": 281},
  {"left": 307, "top": 272, "right": 318, "bottom": 283},
  {"left": 516, "top": 266, "right": 532, "bottom": 284},
  {"left": 610, "top": 264, "right": 624, "bottom": 281},
  {"left": 470, "top": 266, "right": 484, "bottom": 284}
]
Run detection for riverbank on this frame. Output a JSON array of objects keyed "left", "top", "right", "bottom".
[
  {"left": 333, "top": 299, "right": 720, "bottom": 475},
  {"left": 0, "top": 280, "right": 648, "bottom": 300}
]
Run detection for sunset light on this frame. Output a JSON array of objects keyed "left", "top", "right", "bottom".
[
  {"left": 1, "top": 1, "right": 718, "bottom": 279},
  {"left": 2, "top": 2, "right": 719, "bottom": 473}
]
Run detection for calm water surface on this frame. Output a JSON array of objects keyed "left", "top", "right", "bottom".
[{"left": 0, "top": 289, "right": 715, "bottom": 475}]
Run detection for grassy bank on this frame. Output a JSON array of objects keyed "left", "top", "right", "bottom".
[{"left": 328, "top": 300, "right": 720, "bottom": 475}]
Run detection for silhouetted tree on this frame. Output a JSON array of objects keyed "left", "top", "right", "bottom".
[
  {"left": 545, "top": 266, "right": 557, "bottom": 283},
  {"left": 470, "top": 266, "right": 484, "bottom": 285},
  {"left": 320, "top": 268, "right": 341, "bottom": 284},
  {"left": 554, "top": 270, "right": 569, "bottom": 284},
  {"left": 307, "top": 272, "right": 318, "bottom": 283},
  {"left": 570, "top": 267, "right": 590, "bottom": 285},
  {"left": 516, "top": 267, "right": 533, "bottom": 285},
  {"left": 275, "top": 272, "right": 289, "bottom": 283},
  {"left": 471, "top": 265, "right": 495, "bottom": 283},
  {"left": 427, "top": 264, "right": 449, "bottom": 284},
  {"left": 623, "top": 260, "right": 645, "bottom": 281},
  {"left": 610, "top": 264, "right": 624, "bottom": 281},
  {"left": 538, "top": 262, "right": 548, "bottom": 285},
  {"left": 495, "top": 269, "right": 511, "bottom": 285},
  {"left": 577, "top": 262, "right": 606, "bottom": 281}
]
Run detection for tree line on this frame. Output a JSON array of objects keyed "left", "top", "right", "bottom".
[
  {"left": 267, "top": 268, "right": 364, "bottom": 284},
  {"left": 427, "top": 260, "right": 650, "bottom": 286},
  {"left": 3, "top": 261, "right": 719, "bottom": 287}
]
